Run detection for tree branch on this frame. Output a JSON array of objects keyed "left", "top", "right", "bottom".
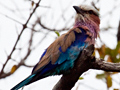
[
  {"left": 38, "top": 18, "right": 70, "bottom": 32},
  {"left": 91, "top": 59, "right": 120, "bottom": 72},
  {"left": 0, "top": 0, "right": 41, "bottom": 78},
  {"left": 53, "top": 44, "right": 120, "bottom": 90},
  {"left": 117, "top": 20, "right": 120, "bottom": 41},
  {"left": 53, "top": 45, "right": 95, "bottom": 90}
]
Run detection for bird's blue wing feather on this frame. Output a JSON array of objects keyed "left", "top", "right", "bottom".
[
  {"left": 11, "top": 27, "right": 90, "bottom": 90},
  {"left": 11, "top": 74, "right": 36, "bottom": 90},
  {"left": 32, "top": 27, "right": 88, "bottom": 76}
]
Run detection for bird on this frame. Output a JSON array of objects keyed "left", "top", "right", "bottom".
[{"left": 11, "top": 5, "right": 100, "bottom": 90}]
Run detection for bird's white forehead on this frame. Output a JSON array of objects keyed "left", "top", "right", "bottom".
[{"left": 80, "top": 5, "right": 99, "bottom": 15}]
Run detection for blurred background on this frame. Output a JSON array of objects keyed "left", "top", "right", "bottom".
[{"left": 0, "top": 0, "right": 120, "bottom": 90}]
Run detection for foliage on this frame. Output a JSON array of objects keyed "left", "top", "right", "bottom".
[
  {"left": 96, "top": 73, "right": 105, "bottom": 79},
  {"left": 11, "top": 65, "right": 17, "bottom": 74},
  {"left": 55, "top": 31, "right": 60, "bottom": 37},
  {"left": 106, "top": 75, "right": 112, "bottom": 88},
  {"left": 95, "top": 41, "right": 120, "bottom": 88},
  {"left": 79, "top": 77, "right": 84, "bottom": 80}
]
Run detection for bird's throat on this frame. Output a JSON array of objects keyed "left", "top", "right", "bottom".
[{"left": 74, "top": 19, "right": 100, "bottom": 39}]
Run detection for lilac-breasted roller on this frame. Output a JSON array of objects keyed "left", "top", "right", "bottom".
[{"left": 11, "top": 5, "right": 100, "bottom": 90}]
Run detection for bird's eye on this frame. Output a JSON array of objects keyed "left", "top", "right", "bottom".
[{"left": 89, "top": 10, "right": 93, "bottom": 14}]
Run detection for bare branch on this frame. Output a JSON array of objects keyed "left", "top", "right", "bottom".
[
  {"left": 117, "top": 20, "right": 120, "bottom": 41},
  {"left": 38, "top": 18, "right": 70, "bottom": 32},
  {"left": 53, "top": 45, "right": 95, "bottom": 90},
  {"left": 91, "top": 59, "right": 120, "bottom": 72},
  {"left": 22, "top": 63, "right": 34, "bottom": 67},
  {"left": 91, "top": 1, "right": 99, "bottom": 11},
  {"left": 0, "top": 0, "right": 41, "bottom": 78},
  {"left": 31, "top": 1, "right": 51, "bottom": 8},
  {"left": 0, "top": 12, "right": 23, "bottom": 25},
  {"left": 53, "top": 44, "right": 120, "bottom": 90}
]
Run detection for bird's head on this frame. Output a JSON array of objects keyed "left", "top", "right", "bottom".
[{"left": 73, "top": 5, "right": 100, "bottom": 38}]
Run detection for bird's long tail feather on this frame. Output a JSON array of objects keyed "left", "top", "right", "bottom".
[{"left": 11, "top": 74, "right": 36, "bottom": 90}]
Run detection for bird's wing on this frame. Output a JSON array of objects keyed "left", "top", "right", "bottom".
[{"left": 32, "top": 27, "right": 91, "bottom": 74}]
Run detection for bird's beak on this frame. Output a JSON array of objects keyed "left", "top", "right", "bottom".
[{"left": 73, "top": 6, "right": 83, "bottom": 14}]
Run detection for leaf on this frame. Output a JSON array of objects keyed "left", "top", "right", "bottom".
[
  {"left": 107, "top": 56, "right": 112, "bottom": 62},
  {"left": 105, "top": 48, "right": 118, "bottom": 63},
  {"left": 11, "top": 65, "right": 17, "bottom": 74},
  {"left": 92, "top": 51, "right": 95, "bottom": 56},
  {"left": 118, "top": 48, "right": 120, "bottom": 54},
  {"left": 55, "top": 31, "right": 60, "bottom": 37},
  {"left": 111, "top": 41, "right": 120, "bottom": 61},
  {"left": 97, "top": 44, "right": 106, "bottom": 58},
  {"left": 111, "top": 72, "right": 118, "bottom": 75},
  {"left": 105, "top": 47, "right": 111, "bottom": 55},
  {"left": 96, "top": 73, "right": 105, "bottom": 79},
  {"left": 106, "top": 75, "right": 112, "bottom": 88},
  {"left": 116, "top": 41, "right": 120, "bottom": 51},
  {"left": 79, "top": 77, "right": 84, "bottom": 80},
  {"left": 113, "top": 89, "right": 119, "bottom": 90},
  {"left": 31, "top": 1, "right": 34, "bottom": 7},
  {"left": 114, "top": 58, "right": 120, "bottom": 63}
]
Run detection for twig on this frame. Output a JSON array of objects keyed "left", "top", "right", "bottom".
[
  {"left": 0, "top": 0, "right": 41, "bottom": 78},
  {"left": 91, "top": 59, "right": 120, "bottom": 72},
  {"left": 0, "top": 12, "right": 23, "bottom": 25},
  {"left": 38, "top": 18, "right": 70, "bottom": 32}
]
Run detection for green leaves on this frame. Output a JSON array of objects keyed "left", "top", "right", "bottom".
[
  {"left": 105, "top": 41, "right": 120, "bottom": 63},
  {"left": 97, "top": 45, "right": 106, "bottom": 58},
  {"left": 106, "top": 75, "right": 112, "bottom": 88},
  {"left": 96, "top": 41, "right": 120, "bottom": 63},
  {"left": 96, "top": 73, "right": 105, "bottom": 79},
  {"left": 55, "top": 31, "right": 60, "bottom": 37},
  {"left": 79, "top": 77, "right": 84, "bottom": 80},
  {"left": 96, "top": 73, "right": 113, "bottom": 88}
]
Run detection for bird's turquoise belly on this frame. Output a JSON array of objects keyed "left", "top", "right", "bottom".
[{"left": 48, "top": 42, "right": 87, "bottom": 75}]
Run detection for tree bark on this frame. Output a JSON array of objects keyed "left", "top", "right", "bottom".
[
  {"left": 53, "top": 45, "right": 95, "bottom": 90},
  {"left": 53, "top": 44, "right": 120, "bottom": 90},
  {"left": 91, "top": 59, "right": 120, "bottom": 72},
  {"left": 117, "top": 20, "right": 120, "bottom": 41}
]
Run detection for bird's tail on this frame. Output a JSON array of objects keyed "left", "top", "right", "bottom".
[{"left": 11, "top": 74, "right": 36, "bottom": 90}]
